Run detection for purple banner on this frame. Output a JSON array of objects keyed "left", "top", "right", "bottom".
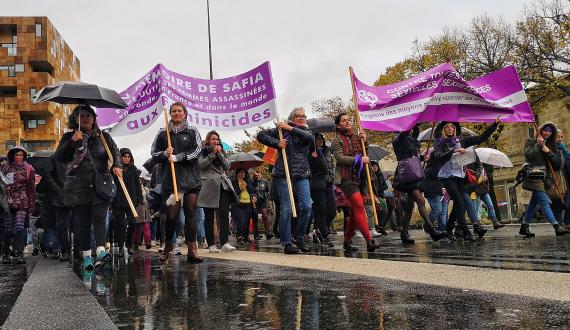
[
  {"left": 97, "top": 62, "right": 277, "bottom": 136},
  {"left": 353, "top": 63, "right": 534, "bottom": 131}
]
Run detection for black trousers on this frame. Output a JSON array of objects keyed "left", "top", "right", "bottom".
[
  {"left": 310, "top": 184, "right": 337, "bottom": 238},
  {"left": 441, "top": 177, "right": 468, "bottom": 231},
  {"left": 112, "top": 206, "right": 135, "bottom": 248},
  {"left": 54, "top": 206, "right": 73, "bottom": 254},
  {"left": 204, "top": 188, "right": 232, "bottom": 247},
  {"left": 74, "top": 203, "right": 108, "bottom": 252},
  {"left": 232, "top": 204, "right": 251, "bottom": 240}
]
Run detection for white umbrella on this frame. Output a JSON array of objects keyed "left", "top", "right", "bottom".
[{"left": 475, "top": 148, "right": 513, "bottom": 167}]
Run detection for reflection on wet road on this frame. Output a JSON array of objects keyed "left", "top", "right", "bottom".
[
  {"left": 0, "top": 261, "right": 32, "bottom": 327},
  {"left": 252, "top": 225, "right": 570, "bottom": 273},
  {"left": 84, "top": 254, "right": 570, "bottom": 329}
]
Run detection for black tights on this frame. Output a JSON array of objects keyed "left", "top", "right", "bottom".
[
  {"left": 442, "top": 177, "right": 468, "bottom": 231},
  {"left": 401, "top": 189, "right": 433, "bottom": 231},
  {"left": 165, "top": 193, "right": 198, "bottom": 244}
]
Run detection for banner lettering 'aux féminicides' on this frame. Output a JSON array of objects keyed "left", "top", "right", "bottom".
[
  {"left": 352, "top": 63, "right": 534, "bottom": 131},
  {"left": 97, "top": 62, "right": 278, "bottom": 136}
]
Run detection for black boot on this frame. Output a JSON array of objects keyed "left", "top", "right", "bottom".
[
  {"left": 367, "top": 239, "right": 380, "bottom": 252},
  {"left": 446, "top": 229, "right": 457, "bottom": 241},
  {"left": 377, "top": 227, "right": 388, "bottom": 236},
  {"left": 473, "top": 223, "right": 487, "bottom": 238},
  {"left": 492, "top": 220, "right": 505, "bottom": 230},
  {"left": 343, "top": 240, "right": 358, "bottom": 252},
  {"left": 519, "top": 223, "right": 535, "bottom": 237},
  {"left": 400, "top": 231, "right": 415, "bottom": 244},
  {"left": 283, "top": 243, "right": 300, "bottom": 254},
  {"left": 462, "top": 225, "right": 475, "bottom": 242},
  {"left": 553, "top": 224, "right": 569, "bottom": 236},
  {"left": 425, "top": 222, "right": 448, "bottom": 242}
]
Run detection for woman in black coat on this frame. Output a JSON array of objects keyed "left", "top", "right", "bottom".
[
  {"left": 151, "top": 102, "right": 203, "bottom": 263},
  {"left": 392, "top": 125, "right": 447, "bottom": 244},
  {"left": 432, "top": 119, "right": 499, "bottom": 241},
  {"left": 112, "top": 148, "right": 143, "bottom": 256},
  {"left": 55, "top": 105, "right": 121, "bottom": 270}
]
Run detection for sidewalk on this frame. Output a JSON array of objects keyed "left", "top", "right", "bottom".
[{"left": 2, "top": 258, "right": 116, "bottom": 330}]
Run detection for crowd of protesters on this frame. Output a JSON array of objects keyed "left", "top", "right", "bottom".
[{"left": 0, "top": 103, "right": 569, "bottom": 270}]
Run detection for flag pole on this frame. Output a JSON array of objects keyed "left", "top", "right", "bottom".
[
  {"left": 98, "top": 131, "right": 138, "bottom": 218},
  {"left": 422, "top": 121, "right": 437, "bottom": 169},
  {"left": 277, "top": 119, "right": 298, "bottom": 218},
  {"left": 163, "top": 108, "right": 180, "bottom": 202},
  {"left": 206, "top": 0, "right": 213, "bottom": 80},
  {"left": 348, "top": 66, "right": 379, "bottom": 226}
]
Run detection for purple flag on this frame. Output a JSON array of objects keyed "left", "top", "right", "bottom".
[
  {"left": 352, "top": 63, "right": 534, "bottom": 131},
  {"left": 97, "top": 62, "right": 277, "bottom": 136}
]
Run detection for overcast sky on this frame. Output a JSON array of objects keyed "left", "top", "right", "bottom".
[{"left": 6, "top": 0, "right": 535, "bottom": 166}]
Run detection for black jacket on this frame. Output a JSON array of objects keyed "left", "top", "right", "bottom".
[
  {"left": 257, "top": 126, "right": 314, "bottom": 180},
  {"left": 308, "top": 147, "right": 332, "bottom": 191},
  {"left": 113, "top": 165, "right": 143, "bottom": 208},
  {"left": 56, "top": 130, "right": 120, "bottom": 206},
  {"left": 151, "top": 126, "right": 202, "bottom": 195},
  {"left": 392, "top": 128, "right": 422, "bottom": 162},
  {"left": 44, "top": 155, "right": 67, "bottom": 207},
  {"left": 432, "top": 122, "right": 498, "bottom": 174}
]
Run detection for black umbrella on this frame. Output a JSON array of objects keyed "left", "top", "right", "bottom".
[
  {"left": 228, "top": 152, "right": 264, "bottom": 170},
  {"left": 27, "top": 150, "right": 55, "bottom": 177},
  {"left": 248, "top": 150, "right": 265, "bottom": 159},
  {"left": 33, "top": 81, "right": 127, "bottom": 109},
  {"left": 307, "top": 118, "right": 335, "bottom": 133},
  {"left": 368, "top": 144, "right": 389, "bottom": 161}
]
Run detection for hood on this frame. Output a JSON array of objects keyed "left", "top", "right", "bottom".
[
  {"left": 7, "top": 145, "right": 28, "bottom": 163},
  {"left": 538, "top": 122, "right": 558, "bottom": 148},
  {"left": 435, "top": 121, "right": 462, "bottom": 138},
  {"left": 120, "top": 147, "right": 134, "bottom": 165}
]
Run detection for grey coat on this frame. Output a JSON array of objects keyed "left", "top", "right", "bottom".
[{"left": 196, "top": 149, "right": 238, "bottom": 208}]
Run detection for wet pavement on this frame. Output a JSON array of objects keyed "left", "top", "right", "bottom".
[
  {"left": 248, "top": 224, "right": 570, "bottom": 273},
  {"left": 0, "top": 259, "right": 35, "bottom": 327},
  {"left": 84, "top": 253, "right": 570, "bottom": 329}
]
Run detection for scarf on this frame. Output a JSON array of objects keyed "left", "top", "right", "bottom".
[
  {"left": 66, "top": 129, "right": 96, "bottom": 176},
  {"left": 169, "top": 120, "right": 188, "bottom": 135},
  {"left": 338, "top": 128, "right": 362, "bottom": 182}
]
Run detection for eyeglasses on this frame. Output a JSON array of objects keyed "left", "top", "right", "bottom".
[{"left": 294, "top": 114, "right": 307, "bottom": 119}]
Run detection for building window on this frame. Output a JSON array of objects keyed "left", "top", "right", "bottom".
[
  {"left": 60, "top": 58, "right": 64, "bottom": 70},
  {"left": 50, "top": 40, "right": 57, "bottom": 57},
  {"left": 30, "top": 88, "right": 37, "bottom": 99},
  {"left": 15, "top": 64, "right": 24, "bottom": 73},
  {"left": 37, "top": 119, "right": 46, "bottom": 125},
  {"left": 35, "top": 24, "right": 42, "bottom": 37},
  {"left": 5, "top": 141, "right": 16, "bottom": 150},
  {"left": 27, "top": 120, "right": 37, "bottom": 129},
  {"left": 8, "top": 66, "right": 15, "bottom": 77},
  {"left": 56, "top": 118, "right": 61, "bottom": 136}
]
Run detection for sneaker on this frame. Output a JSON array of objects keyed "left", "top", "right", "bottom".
[
  {"left": 354, "top": 231, "right": 364, "bottom": 238},
  {"left": 378, "top": 228, "right": 388, "bottom": 235},
  {"left": 95, "top": 251, "right": 111, "bottom": 268},
  {"left": 158, "top": 244, "right": 165, "bottom": 253},
  {"left": 371, "top": 229, "right": 381, "bottom": 238},
  {"left": 83, "top": 256, "right": 95, "bottom": 271},
  {"left": 221, "top": 243, "right": 236, "bottom": 252},
  {"left": 209, "top": 245, "right": 221, "bottom": 253},
  {"left": 59, "top": 252, "right": 69, "bottom": 262},
  {"left": 174, "top": 247, "right": 182, "bottom": 256}
]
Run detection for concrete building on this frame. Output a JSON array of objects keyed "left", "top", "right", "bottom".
[
  {"left": 0, "top": 16, "right": 79, "bottom": 155},
  {"left": 493, "top": 95, "right": 570, "bottom": 220}
]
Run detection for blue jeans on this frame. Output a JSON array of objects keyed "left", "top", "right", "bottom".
[
  {"left": 524, "top": 191, "right": 557, "bottom": 225},
  {"left": 197, "top": 208, "right": 205, "bottom": 240},
  {"left": 275, "top": 178, "right": 312, "bottom": 244},
  {"left": 463, "top": 192, "right": 479, "bottom": 224},
  {"left": 426, "top": 195, "right": 448, "bottom": 232},
  {"left": 476, "top": 193, "right": 497, "bottom": 221}
]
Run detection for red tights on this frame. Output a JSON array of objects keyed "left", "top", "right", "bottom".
[{"left": 345, "top": 192, "right": 371, "bottom": 242}]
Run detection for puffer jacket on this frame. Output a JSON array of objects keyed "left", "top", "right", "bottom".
[
  {"left": 257, "top": 126, "right": 314, "bottom": 180},
  {"left": 151, "top": 125, "right": 202, "bottom": 196},
  {"left": 56, "top": 130, "right": 120, "bottom": 206},
  {"left": 522, "top": 122, "right": 561, "bottom": 192}
]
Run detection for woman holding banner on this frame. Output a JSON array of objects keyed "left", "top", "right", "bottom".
[
  {"left": 257, "top": 107, "right": 314, "bottom": 254},
  {"left": 392, "top": 125, "right": 447, "bottom": 244},
  {"left": 151, "top": 102, "right": 203, "bottom": 263},
  {"left": 432, "top": 119, "right": 499, "bottom": 241},
  {"left": 331, "top": 113, "right": 380, "bottom": 253},
  {"left": 520, "top": 122, "right": 568, "bottom": 237}
]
